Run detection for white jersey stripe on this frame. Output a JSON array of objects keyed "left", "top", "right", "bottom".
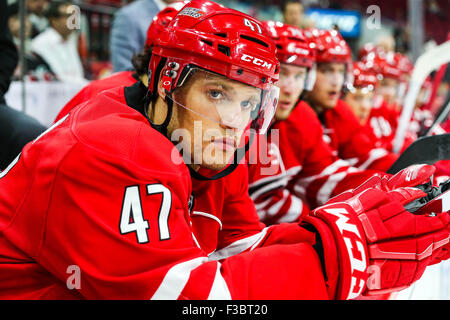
[
  {"left": 266, "top": 189, "right": 290, "bottom": 218},
  {"left": 277, "top": 195, "right": 304, "bottom": 223},
  {"left": 207, "top": 262, "right": 232, "bottom": 300},
  {"left": 297, "top": 159, "right": 351, "bottom": 188},
  {"left": 358, "top": 148, "right": 388, "bottom": 170},
  {"left": 151, "top": 257, "right": 208, "bottom": 300},
  {"left": 316, "top": 167, "right": 358, "bottom": 205},
  {"left": 250, "top": 179, "right": 287, "bottom": 201}
]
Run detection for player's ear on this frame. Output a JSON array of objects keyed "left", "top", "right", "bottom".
[{"left": 157, "top": 77, "right": 167, "bottom": 101}]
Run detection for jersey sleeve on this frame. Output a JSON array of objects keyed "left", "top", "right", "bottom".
[{"left": 247, "top": 134, "right": 310, "bottom": 225}]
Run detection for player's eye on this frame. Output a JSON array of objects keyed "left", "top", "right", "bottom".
[
  {"left": 295, "top": 73, "right": 306, "bottom": 81},
  {"left": 208, "top": 90, "right": 224, "bottom": 100},
  {"left": 240, "top": 99, "right": 258, "bottom": 111}
]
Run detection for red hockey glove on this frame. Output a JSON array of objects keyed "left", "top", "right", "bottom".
[
  {"left": 328, "top": 164, "right": 436, "bottom": 204},
  {"left": 303, "top": 184, "right": 449, "bottom": 300}
]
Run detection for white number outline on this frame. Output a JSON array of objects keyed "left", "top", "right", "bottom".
[
  {"left": 243, "top": 18, "right": 262, "bottom": 34},
  {"left": 119, "top": 184, "right": 172, "bottom": 244}
]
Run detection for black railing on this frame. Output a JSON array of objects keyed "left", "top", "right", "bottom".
[{"left": 75, "top": 1, "right": 119, "bottom": 61}]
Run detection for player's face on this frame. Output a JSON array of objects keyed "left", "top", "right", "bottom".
[
  {"left": 377, "top": 77, "right": 398, "bottom": 106},
  {"left": 275, "top": 64, "right": 308, "bottom": 121},
  {"left": 344, "top": 87, "right": 374, "bottom": 125},
  {"left": 283, "top": 2, "right": 304, "bottom": 28},
  {"left": 415, "top": 87, "right": 430, "bottom": 109},
  {"left": 168, "top": 70, "right": 261, "bottom": 171},
  {"left": 308, "top": 62, "right": 345, "bottom": 110}
]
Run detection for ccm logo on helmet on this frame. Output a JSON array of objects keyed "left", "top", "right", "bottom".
[
  {"left": 323, "top": 207, "right": 369, "bottom": 300},
  {"left": 241, "top": 54, "right": 273, "bottom": 70}
]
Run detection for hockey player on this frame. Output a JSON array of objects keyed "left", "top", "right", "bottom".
[
  {"left": 361, "top": 49, "right": 405, "bottom": 151},
  {"left": 248, "top": 23, "right": 393, "bottom": 225},
  {"left": 342, "top": 60, "right": 391, "bottom": 151},
  {"left": 0, "top": 1, "right": 448, "bottom": 300},
  {"left": 343, "top": 61, "right": 378, "bottom": 126},
  {"left": 303, "top": 29, "right": 397, "bottom": 171}
]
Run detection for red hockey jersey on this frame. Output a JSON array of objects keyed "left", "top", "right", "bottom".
[
  {"left": 320, "top": 100, "right": 398, "bottom": 172},
  {"left": 367, "top": 99, "right": 397, "bottom": 151},
  {"left": 0, "top": 84, "right": 329, "bottom": 299},
  {"left": 247, "top": 101, "right": 380, "bottom": 225}
]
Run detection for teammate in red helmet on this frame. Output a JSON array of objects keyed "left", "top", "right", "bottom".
[
  {"left": 371, "top": 52, "right": 404, "bottom": 108},
  {"left": 302, "top": 29, "right": 397, "bottom": 171},
  {"left": 361, "top": 50, "right": 405, "bottom": 151},
  {"left": 344, "top": 61, "right": 378, "bottom": 126},
  {"left": 248, "top": 22, "right": 380, "bottom": 224}
]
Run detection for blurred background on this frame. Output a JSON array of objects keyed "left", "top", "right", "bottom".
[
  {"left": 3, "top": 0, "right": 450, "bottom": 126},
  {"left": 6, "top": 0, "right": 450, "bottom": 82}
]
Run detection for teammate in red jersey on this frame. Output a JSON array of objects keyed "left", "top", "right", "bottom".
[
  {"left": 344, "top": 61, "right": 378, "bottom": 127},
  {"left": 0, "top": 1, "right": 448, "bottom": 300},
  {"left": 248, "top": 22, "right": 377, "bottom": 224},
  {"left": 343, "top": 61, "right": 393, "bottom": 150},
  {"left": 248, "top": 23, "right": 394, "bottom": 225},
  {"left": 360, "top": 49, "right": 406, "bottom": 151},
  {"left": 302, "top": 29, "right": 397, "bottom": 171}
]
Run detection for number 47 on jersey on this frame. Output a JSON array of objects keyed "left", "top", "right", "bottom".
[{"left": 120, "top": 184, "right": 172, "bottom": 244}]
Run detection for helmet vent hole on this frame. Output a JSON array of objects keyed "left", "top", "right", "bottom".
[
  {"left": 200, "top": 39, "right": 213, "bottom": 47},
  {"left": 218, "top": 44, "right": 231, "bottom": 57},
  {"left": 240, "top": 34, "right": 269, "bottom": 48},
  {"left": 214, "top": 33, "right": 227, "bottom": 38}
]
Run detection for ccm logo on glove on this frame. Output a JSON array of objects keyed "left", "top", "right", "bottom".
[{"left": 322, "top": 207, "right": 369, "bottom": 299}]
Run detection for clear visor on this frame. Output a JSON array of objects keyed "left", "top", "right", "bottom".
[
  {"left": 322, "top": 69, "right": 346, "bottom": 88},
  {"left": 168, "top": 67, "right": 279, "bottom": 135},
  {"left": 277, "top": 63, "right": 316, "bottom": 93},
  {"left": 305, "top": 64, "right": 317, "bottom": 91}
]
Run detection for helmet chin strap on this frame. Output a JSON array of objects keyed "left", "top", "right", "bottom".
[{"left": 144, "top": 94, "right": 173, "bottom": 138}]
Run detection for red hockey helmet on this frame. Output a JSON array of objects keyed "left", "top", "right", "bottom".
[
  {"left": 349, "top": 61, "right": 378, "bottom": 91},
  {"left": 303, "top": 28, "right": 353, "bottom": 86},
  {"left": 262, "top": 21, "right": 315, "bottom": 68},
  {"left": 262, "top": 20, "right": 316, "bottom": 90},
  {"left": 358, "top": 43, "right": 384, "bottom": 62},
  {"left": 148, "top": 0, "right": 280, "bottom": 134},
  {"left": 144, "top": 1, "right": 189, "bottom": 50},
  {"left": 371, "top": 52, "right": 402, "bottom": 81},
  {"left": 304, "top": 28, "right": 351, "bottom": 64},
  {"left": 394, "top": 52, "right": 414, "bottom": 76}
]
